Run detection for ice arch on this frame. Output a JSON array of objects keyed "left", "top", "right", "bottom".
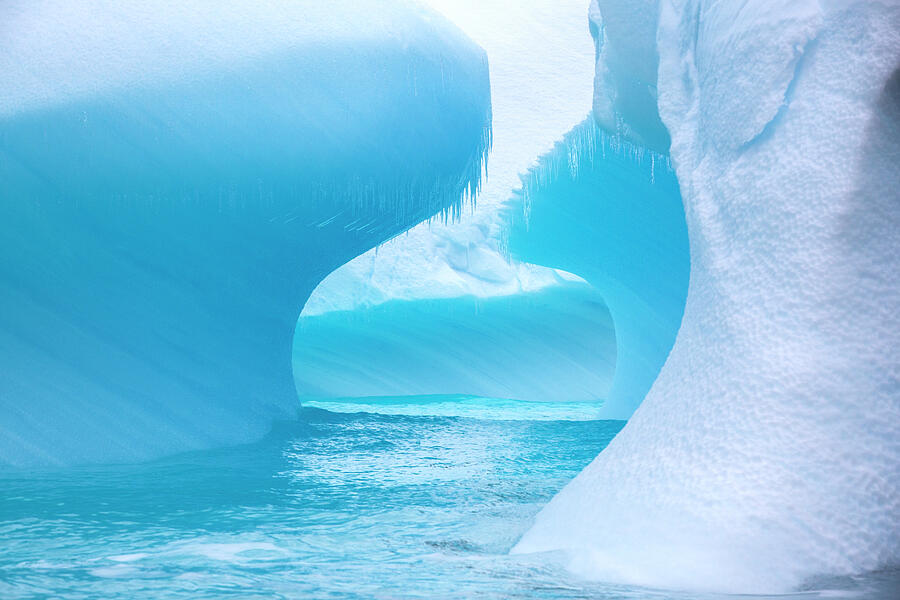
[
  {"left": 515, "top": 0, "right": 900, "bottom": 593},
  {"left": 0, "top": 0, "right": 491, "bottom": 467},
  {"left": 503, "top": 118, "right": 690, "bottom": 419},
  {"left": 292, "top": 0, "right": 615, "bottom": 407}
]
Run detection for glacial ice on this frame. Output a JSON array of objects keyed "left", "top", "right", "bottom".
[
  {"left": 298, "top": 114, "right": 688, "bottom": 415},
  {"left": 0, "top": 0, "right": 491, "bottom": 466},
  {"left": 503, "top": 118, "right": 689, "bottom": 419},
  {"left": 293, "top": 1, "right": 610, "bottom": 404},
  {"left": 2, "top": 0, "right": 898, "bottom": 594},
  {"left": 296, "top": 280, "right": 616, "bottom": 403},
  {"left": 514, "top": 0, "right": 900, "bottom": 593}
]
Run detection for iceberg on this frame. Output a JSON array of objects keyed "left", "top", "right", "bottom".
[
  {"left": 0, "top": 0, "right": 491, "bottom": 467},
  {"left": 2, "top": 0, "right": 897, "bottom": 594},
  {"left": 514, "top": 0, "right": 900, "bottom": 593}
]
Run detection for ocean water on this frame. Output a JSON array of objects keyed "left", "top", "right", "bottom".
[{"left": 0, "top": 397, "right": 896, "bottom": 599}]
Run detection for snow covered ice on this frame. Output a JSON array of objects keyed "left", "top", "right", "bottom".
[{"left": 513, "top": 0, "right": 900, "bottom": 593}]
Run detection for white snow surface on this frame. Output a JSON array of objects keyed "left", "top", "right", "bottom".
[
  {"left": 0, "top": 0, "right": 465, "bottom": 117},
  {"left": 515, "top": 0, "right": 900, "bottom": 594},
  {"left": 301, "top": 0, "right": 596, "bottom": 316}
]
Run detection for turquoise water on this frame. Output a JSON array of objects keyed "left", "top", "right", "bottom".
[{"left": 1, "top": 398, "right": 897, "bottom": 599}]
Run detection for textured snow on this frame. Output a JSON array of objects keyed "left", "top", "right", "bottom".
[
  {"left": 0, "top": 0, "right": 491, "bottom": 467},
  {"left": 514, "top": 0, "right": 900, "bottom": 593}
]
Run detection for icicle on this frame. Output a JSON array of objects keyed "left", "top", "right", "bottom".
[{"left": 508, "top": 114, "right": 673, "bottom": 232}]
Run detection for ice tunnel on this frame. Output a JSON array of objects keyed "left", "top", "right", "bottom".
[
  {"left": 291, "top": 1, "right": 685, "bottom": 413},
  {"left": 0, "top": 0, "right": 491, "bottom": 467},
  {"left": 293, "top": 117, "right": 690, "bottom": 418}
]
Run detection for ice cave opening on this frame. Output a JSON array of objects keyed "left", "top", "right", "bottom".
[{"left": 292, "top": 117, "right": 690, "bottom": 420}]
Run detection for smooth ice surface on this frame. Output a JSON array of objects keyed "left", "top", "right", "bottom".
[
  {"left": 503, "top": 118, "right": 689, "bottom": 419},
  {"left": 295, "top": 2, "right": 605, "bottom": 403},
  {"left": 0, "top": 0, "right": 491, "bottom": 466},
  {"left": 515, "top": 0, "right": 900, "bottom": 593},
  {"left": 295, "top": 282, "right": 616, "bottom": 403}
]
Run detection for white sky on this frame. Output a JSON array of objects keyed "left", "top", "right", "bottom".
[{"left": 421, "top": 0, "right": 596, "bottom": 207}]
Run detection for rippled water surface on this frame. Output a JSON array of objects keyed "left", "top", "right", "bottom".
[{"left": 1, "top": 398, "right": 897, "bottom": 599}]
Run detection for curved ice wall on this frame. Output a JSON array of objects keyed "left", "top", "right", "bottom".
[
  {"left": 295, "top": 280, "right": 617, "bottom": 402},
  {"left": 504, "top": 119, "right": 689, "bottom": 419},
  {"left": 0, "top": 0, "right": 491, "bottom": 467},
  {"left": 516, "top": 0, "right": 900, "bottom": 593},
  {"left": 294, "top": 1, "right": 609, "bottom": 404}
]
